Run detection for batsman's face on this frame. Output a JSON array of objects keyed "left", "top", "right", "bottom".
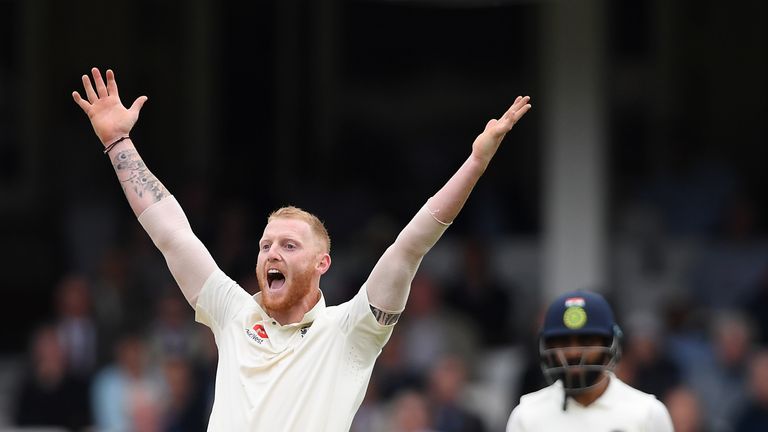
[
  {"left": 546, "top": 335, "right": 610, "bottom": 375},
  {"left": 256, "top": 218, "right": 329, "bottom": 312}
]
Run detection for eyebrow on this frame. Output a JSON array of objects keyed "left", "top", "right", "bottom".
[{"left": 259, "top": 236, "right": 303, "bottom": 245}]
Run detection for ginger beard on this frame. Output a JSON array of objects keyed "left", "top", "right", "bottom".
[{"left": 257, "top": 258, "right": 316, "bottom": 313}]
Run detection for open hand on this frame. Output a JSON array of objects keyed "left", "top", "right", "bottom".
[
  {"left": 471, "top": 95, "right": 531, "bottom": 165},
  {"left": 72, "top": 68, "right": 148, "bottom": 146}
]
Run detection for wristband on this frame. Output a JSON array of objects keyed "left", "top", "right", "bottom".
[{"left": 103, "top": 136, "right": 130, "bottom": 155}]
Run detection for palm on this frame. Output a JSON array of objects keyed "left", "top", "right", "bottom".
[
  {"left": 72, "top": 68, "right": 147, "bottom": 145},
  {"left": 472, "top": 95, "right": 531, "bottom": 164}
]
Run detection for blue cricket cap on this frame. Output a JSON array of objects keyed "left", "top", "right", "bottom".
[{"left": 540, "top": 290, "right": 616, "bottom": 339}]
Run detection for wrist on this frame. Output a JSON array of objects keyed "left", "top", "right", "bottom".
[
  {"left": 100, "top": 131, "right": 131, "bottom": 147},
  {"left": 104, "top": 136, "right": 134, "bottom": 156},
  {"left": 468, "top": 152, "right": 491, "bottom": 172}
]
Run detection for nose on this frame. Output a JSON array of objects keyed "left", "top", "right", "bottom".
[
  {"left": 562, "top": 347, "right": 583, "bottom": 365},
  {"left": 263, "top": 247, "right": 281, "bottom": 262}
]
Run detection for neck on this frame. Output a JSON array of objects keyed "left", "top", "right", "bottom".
[
  {"left": 265, "top": 289, "right": 321, "bottom": 325},
  {"left": 571, "top": 373, "right": 610, "bottom": 406}
]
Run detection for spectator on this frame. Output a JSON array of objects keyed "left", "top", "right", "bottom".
[
  {"left": 734, "top": 349, "right": 768, "bottom": 431},
  {"left": 399, "top": 273, "right": 479, "bottom": 375},
  {"left": 664, "top": 385, "right": 708, "bottom": 432},
  {"left": 615, "top": 312, "right": 681, "bottom": 400},
  {"left": 686, "top": 312, "right": 752, "bottom": 431},
  {"left": 54, "top": 274, "right": 98, "bottom": 377},
  {"left": 91, "top": 332, "right": 162, "bottom": 432},
  {"left": 14, "top": 325, "right": 91, "bottom": 430},
  {"left": 160, "top": 356, "right": 208, "bottom": 432},
  {"left": 147, "top": 290, "right": 206, "bottom": 363},
  {"left": 428, "top": 354, "right": 486, "bottom": 432},
  {"left": 390, "top": 390, "right": 436, "bottom": 432},
  {"left": 444, "top": 238, "right": 515, "bottom": 346}
]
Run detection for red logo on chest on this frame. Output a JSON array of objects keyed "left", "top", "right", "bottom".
[{"left": 252, "top": 324, "right": 269, "bottom": 339}]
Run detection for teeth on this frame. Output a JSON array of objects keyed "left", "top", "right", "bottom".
[{"left": 268, "top": 269, "right": 280, "bottom": 274}]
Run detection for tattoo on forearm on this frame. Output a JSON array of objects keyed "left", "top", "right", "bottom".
[
  {"left": 112, "top": 149, "right": 169, "bottom": 202},
  {"left": 370, "top": 305, "right": 401, "bottom": 325}
]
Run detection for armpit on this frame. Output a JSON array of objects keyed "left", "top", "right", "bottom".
[{"left": 370, "top": 305, "right": 401, "bottom": 326}]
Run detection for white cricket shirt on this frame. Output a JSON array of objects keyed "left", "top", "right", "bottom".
[
  {"left": 506, "top": 374, "right": 673, "bottom": 432},
  {"left": 195, "top": 270, "right": 394, "bottom": 431}
]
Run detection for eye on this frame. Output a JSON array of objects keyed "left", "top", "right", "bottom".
[
  {"left": 285, "top": 243, "right": 296, "bottom": 250},
  {"left": 260, "top": 243, "right": 270, "bottom": 252}
]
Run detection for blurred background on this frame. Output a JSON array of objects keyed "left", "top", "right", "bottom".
[{"left": 1, "top": 0, "right": 767, "bottom": 431}]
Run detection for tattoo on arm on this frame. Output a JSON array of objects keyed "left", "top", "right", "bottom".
[
  {"left": 112, "top": 149, "right": 169, "bottom": 202},
  {"left": 370, "top": 305, "right": 401, "bottom": 326}
]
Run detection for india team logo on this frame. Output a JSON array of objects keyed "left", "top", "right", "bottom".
[{"left": 563, "top": 297, "right": 587, "bottom": 329}]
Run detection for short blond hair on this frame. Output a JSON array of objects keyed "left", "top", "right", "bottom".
[{"left": 268, "top": 206, "right": 331, "bottom": 253}]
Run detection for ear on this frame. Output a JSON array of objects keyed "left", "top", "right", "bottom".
[{"left": 316, "top": 253, "right": 331, "bottom": 275}]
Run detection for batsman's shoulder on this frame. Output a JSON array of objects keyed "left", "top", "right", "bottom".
[{"left": 517, "top": 382, "right": 560, "bottom": 406}]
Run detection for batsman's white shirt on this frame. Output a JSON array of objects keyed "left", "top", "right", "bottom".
[
  {"left": 506, "top": 374, "right": 673, "bottom": 432},
  {"left": 195, "top": 270, "right": 394, "bottom": 431}
]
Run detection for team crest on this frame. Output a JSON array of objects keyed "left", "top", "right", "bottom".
[{"left": 563, "top": 306, "right": 587, "bottom": 329}]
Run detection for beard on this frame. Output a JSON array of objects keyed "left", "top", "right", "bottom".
[{"left": 258, "top": 263, "right": 316, "bottom": 314}]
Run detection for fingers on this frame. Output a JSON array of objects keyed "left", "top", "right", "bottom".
[
  {"left": 72, "top": 91, "right": 91, "bottom": 112},
  {"left": 512, "top": 95, "right": 529, "bottom": 112},
  {"left": 78, "top": 67, "right": 122, "bottom": 106},
  {"left": 106, "top": 69, "right": 119, "bottom": 98},
  {"left": 92, "top": 67, "right": 109, "bottom": 98},
  {"left": 513, "top": 101, "right": 532, "bottom": 122},
  {"left": 501, "top": 96, "right": 532, "bottom": 124},
  {"left": 129, "top": 95, "right": 149, "bottom": 113},
  {"left": 81, "top": 74, "right": 98, "bottom": 104}
]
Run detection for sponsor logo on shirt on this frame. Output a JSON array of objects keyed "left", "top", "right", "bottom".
[
  {"left": 253, "top": 324, "right": 269, "bottom": 339},
  {"left": 245, "top": 323, "right": 269, "bottom": 344}
]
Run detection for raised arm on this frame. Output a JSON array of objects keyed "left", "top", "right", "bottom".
[
  {"left": 365, "top": 96, "right": 532, "bottom": 319},
  {"left": 73, "top": 68, "right": 217, "bottom": 307}
]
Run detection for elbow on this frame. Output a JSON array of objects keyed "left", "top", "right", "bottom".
[
  {"left": 386, "top": 242, "right": 428, "bottom": 267},
  {"left": 392, "top": 235, "right": 432, "bottom": 260}
]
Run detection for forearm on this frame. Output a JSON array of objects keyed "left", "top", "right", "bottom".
[
  {"left": 366, "top": 207, "right": 448, "bottom": 313},
  {"left": 107, "top": 138, "right": 217, "bottom": 306},
  {"left": 425, "top": 154, "right": 488, "bottom": 225},
  {"left": 365, "top": 154, "right": 488, "bottom": 312},
  {"left": 107, "top": 138, "right": 169, "bottom": 217}
]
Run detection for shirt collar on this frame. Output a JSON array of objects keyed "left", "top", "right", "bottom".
[
  {"left": 252, "top": 291, "right": 326, "bottom": 327},
  {"left": 589, "top": 372, "right": 618, "bottom": 407}
]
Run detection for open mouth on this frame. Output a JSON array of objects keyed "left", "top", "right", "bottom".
[{"left": 267, "top": 269, "right": 286, "bottom": 291}]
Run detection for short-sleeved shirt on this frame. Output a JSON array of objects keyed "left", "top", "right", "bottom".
[
  {"left": 506, "top": 374, "right": 673, "bottom": 432},
  {"left": 195, "top": 270, "right": 395, "bottom": 431}
]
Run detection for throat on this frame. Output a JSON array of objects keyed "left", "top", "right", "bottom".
[
  {"left": 571, "top": 374, "right": 610, "bottom": 407},
  {"left": 262, "top": 288, "right": 321, "bottom": 325}
]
